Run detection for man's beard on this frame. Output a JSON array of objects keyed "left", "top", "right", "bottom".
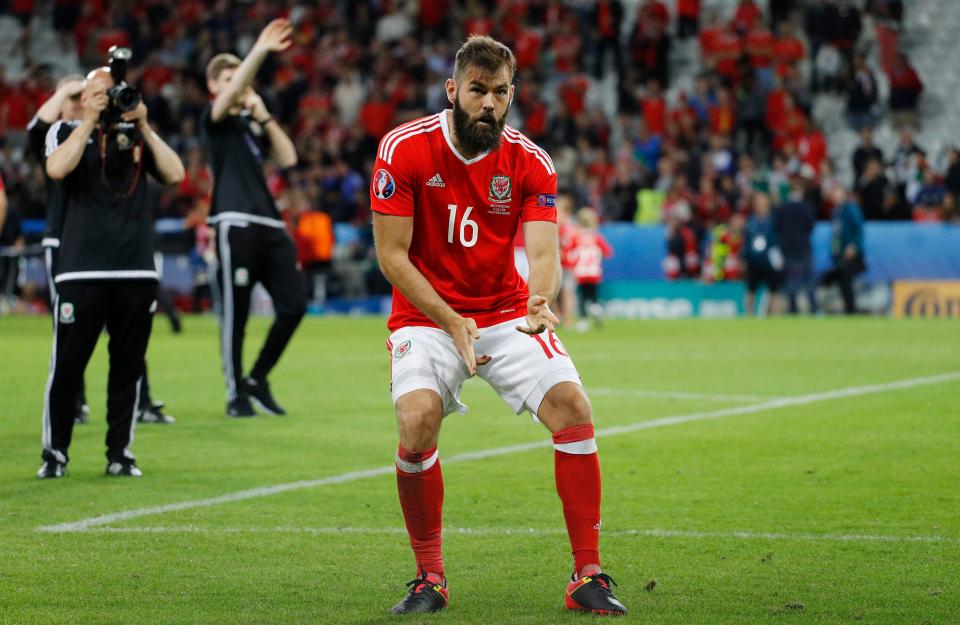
[{"left": 452, "top": 96, "right": 507, "bottom": 155}]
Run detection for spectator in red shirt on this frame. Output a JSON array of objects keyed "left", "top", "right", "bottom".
[
  {"left": 358, "top": 91, "right": 396, "bottom": 140},
  {"left": 888, "top": 52, "right": 924, "bottom": 129},
  {"left": 418, "top": 0, "right": 450, "bottom": 42},
  {"left": 773, "top": 21, "right": 806, "bottom": 79},
  {"left": 708, "top": 87, "right": 735, "bottom": 135},
  {"left": 630, "top": 10, "right": 671, "bottom": 87},
  {"left": 637, "top": 0, "right": 670, "bottom": 30},
  {"left": 462, "top": 0, "right": 494, "bottom": 36},
  {"left": 559, "top": 73, "right": 590, "bottom": 117},
  {"left": 695, "top": 175, "right": 733, "bottom": 229},
  {"left": 796, "top": 119, "right": 828, "bottom": 176},
  {"left": 552, "top": 16, "right": 582, "bottom": 75},
  {"left": 642, "top": 79, "right": 667, "bottom": 136},
  {"left": 494, "top": 0, "right": 530, "bottom": 40},
  {"left": 667, "top": 91, "right": 698, "bottom": 141},
  {"left": 590, "top": 0, "right": 624, "bottom": 79},
  {"left": 514, "top": 20, "right": 545, "bottom": 71},
  {"left": 765, "top": 80, "right": 788, "bottom": 128},
  {"left": 731, "top": 0, "right": 763, "bottom": 35},
  {"left": 516, "top": 80, "right": 548, "bottom": 141},
  {"left": 708, "top": 26, "right": 743, "bottom": 84},
  {"left": 677, "top": 0, "right": 701, "bottom": 39},
  {"left": 746, "top": 25, "right": 774, "bottom": 71},
  {"left": 0, "top": 86, "right": 33, "bottom": 138}
]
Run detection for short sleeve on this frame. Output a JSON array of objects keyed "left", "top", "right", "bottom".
[
  {"left": 45, "top": 121, "right": 75, "bottom": 158},
  {"left": 27, "top": 116, "right": 51, "bottom": 161},
  {"left": 520, "top": 149, "right": 558, "bottom": 223},
  {"left": 200, "top": 104, "right": 233, "bottom": 137},
  {"left": 201, "top": 105, "right": 217, "bottom": 131},
  {"left": 370, "top": 141, "right": 416, "bottom": 217}
]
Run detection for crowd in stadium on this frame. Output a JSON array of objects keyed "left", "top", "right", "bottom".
[{"left": 1, "top": 0, "right": 958, "bottom": 306}]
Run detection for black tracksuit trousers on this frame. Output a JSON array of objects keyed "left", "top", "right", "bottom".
[
  {"left": 215, "top": 221, "right": 306, "bottom": 401},
  {"left": 42, "top": 280, "right": 156, "bottom": 464}
]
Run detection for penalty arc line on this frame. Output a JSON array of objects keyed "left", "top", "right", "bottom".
[
  {"left": 36, "top": 370, "right": 960, "bottom": 533},
  {"left": 68, "top": 525, "right": 960, "bottom": 544}
]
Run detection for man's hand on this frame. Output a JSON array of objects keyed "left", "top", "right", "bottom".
[
  {"left": 83, "top": 91, "right": 108, "bottom": 124},
  {"left": 242, "top": 88, "right": 270, "bottom": 122},
  {"left": 444, "top": 315, "right": 492, "bottom": 376},
  {"left": 516, "top": 295, "right": 560, "bottom": 335},
  {"left": 843, "top": 244, "right": 858, "bottom": 261},
  {"left": 121, "top": 101, "right": 149, "bottom": 127},
  {"left": 254, "top": 18, "right": 293, "bottom": 54}
]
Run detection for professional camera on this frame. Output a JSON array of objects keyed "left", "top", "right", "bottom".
[{"left": 104, "top": 46, "right": 141, "bottom": 122}]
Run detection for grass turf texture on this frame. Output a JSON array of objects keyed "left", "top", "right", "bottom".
[{"left": 0, "top": 315, "right": 958, "bottom": 624}]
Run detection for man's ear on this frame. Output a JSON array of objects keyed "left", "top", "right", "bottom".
[{"left": 445, "top": 78, "right": 456, "bottom": 105}]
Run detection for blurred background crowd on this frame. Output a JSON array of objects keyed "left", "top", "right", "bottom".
[{"left": 1, "top": 0, "right": 958, "bottom": 313}]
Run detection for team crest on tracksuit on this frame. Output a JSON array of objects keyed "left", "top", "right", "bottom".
[{"left": 59, "top": 302, "right": 75, "bottom": 324}]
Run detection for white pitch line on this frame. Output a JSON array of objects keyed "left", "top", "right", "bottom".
[
  {"left": 589, "top": 387, "right": 772, "bottom": 402},
  {"left": 68, "top": 525, "right": 960, "bottom": 544},
  {"left": 37, "top": 371, "right": 960, "bottom": 533}
]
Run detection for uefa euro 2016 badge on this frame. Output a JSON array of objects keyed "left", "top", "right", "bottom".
[
  {"left": 374, "top": 169, "right": 396, "bottom": 200},
  {"left": 393, "top": 339, "right": 413, "bottom": 361},
  {"left": 59, "top": 302, "right": 75, "bottom": 324},
  {"left": 488, "top": 175, "right": 512, "bottom": 203}
]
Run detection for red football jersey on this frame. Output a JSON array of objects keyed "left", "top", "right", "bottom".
[
  {"left": 571, "top": 232, "right": 613, "bottom": 285},
  {"left": 371, "top": 111, "right": 558, "bottom": 331}
]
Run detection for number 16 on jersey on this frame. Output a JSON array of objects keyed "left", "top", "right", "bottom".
[{"left": 447, "top": 204, "right": 478, "bottom": 248}]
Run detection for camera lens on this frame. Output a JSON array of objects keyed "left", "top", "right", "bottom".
[{"left": 114, "top": 85, "right": 141, "bottom": 112}]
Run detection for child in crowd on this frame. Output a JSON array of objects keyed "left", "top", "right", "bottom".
[{"left": 571, "top": 207, "right": 614, "bottom": 331}]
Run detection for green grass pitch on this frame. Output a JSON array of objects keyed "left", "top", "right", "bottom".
[{"left": 1, "top": 315, "right": 958, "bottom": 624}]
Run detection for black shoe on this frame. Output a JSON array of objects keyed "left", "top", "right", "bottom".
[
  {"left": 565, "top": 572, "right": 627, "bottom": 615},
  {"left": 227, "top": 395, "right": 256, "bottom": 418},
  {"left": 106, "top": 460, "right": 143, "bottom": 477},
  {"left": 390, "top": 573, "right": 449, "bottom": 614},
  {"left": 244, "top": 376, "right": 286, "bottom": 415},
  {"left": 137, "top": 401, "right": 176, "bottom": 424},
  {"left": 37, "top": 459, "right": 67, "bottom": 479}
]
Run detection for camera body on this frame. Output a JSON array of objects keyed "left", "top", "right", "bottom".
[{"left": 103, "top": 46, "right": 141, "bottom": 124}]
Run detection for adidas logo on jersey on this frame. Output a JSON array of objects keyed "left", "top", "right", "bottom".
[{"left": 426, "top": 173, "right": 446, "bottom": 188}]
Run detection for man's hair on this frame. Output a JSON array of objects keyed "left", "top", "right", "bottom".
[
  {"left": 57, "top": 74, "right": 85, "bottom": 89},
  {"left": 453, "top": 35, "right": 516, "bottom": 83},
  {"left": 206, "top": 53, "right": 241, "bottom": 82}
]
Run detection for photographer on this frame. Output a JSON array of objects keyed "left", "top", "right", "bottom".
[{"left": 38, "top": 62, "right": 184, "bottom": 479}]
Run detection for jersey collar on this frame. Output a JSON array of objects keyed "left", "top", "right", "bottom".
[{"left": 439, "top": 110, "right": 491, "bottom": 165}]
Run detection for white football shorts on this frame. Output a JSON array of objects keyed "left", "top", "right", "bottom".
[{"left": 387, "top": 317, "right": 582, "bottom": 418}]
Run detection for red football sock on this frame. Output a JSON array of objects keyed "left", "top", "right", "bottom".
[
  {"left": 396, "top": 445, "right": 444, "bottom": 577},
  {"left": 553, "top": 424, "right": 602, "bottom": 575}
]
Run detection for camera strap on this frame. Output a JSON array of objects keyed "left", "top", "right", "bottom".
[{"left": 98, "top": 125, "right": 143, "bottom": 199}]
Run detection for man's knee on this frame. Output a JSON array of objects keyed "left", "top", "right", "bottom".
[
  {"left": 539, "top": 382, "right": 593, "bottom": 432},
  {"left": 276, "top": 296, "right": 307, "bottom": 323},
  {"left": 395, "top": 390, "right": 443, "bottom": 450}
]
